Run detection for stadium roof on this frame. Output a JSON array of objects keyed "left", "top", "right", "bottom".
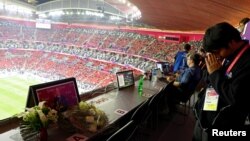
[
  {"left": 21, "top": 0, "right": 250, "bottom": 32},
  {"left": 132, "top": 0, "right": 250, "bottom": 32}
]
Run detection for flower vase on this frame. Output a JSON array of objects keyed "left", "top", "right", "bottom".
[{"left": 38, "top": 127, "right": 48, "bottom": 141}]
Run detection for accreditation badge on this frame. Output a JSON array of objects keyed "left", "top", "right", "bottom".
[{"left": 203, "top": 87, "right": 219, "bottom": 111}]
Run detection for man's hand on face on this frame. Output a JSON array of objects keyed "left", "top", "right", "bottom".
[{"left": 205, "top": 53, "right": 222, "bottom": 74}]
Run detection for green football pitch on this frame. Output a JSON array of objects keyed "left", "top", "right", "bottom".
[{"left": 0, "top": 75, "right": 42, "bottom": 120}]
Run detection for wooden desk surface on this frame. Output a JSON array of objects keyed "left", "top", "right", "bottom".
[
  {"left": 87, "top": 85, "right": 159, "bottom": 124},
  {"left": 0, "top": 79, "right": 166, "bottom": 141}
]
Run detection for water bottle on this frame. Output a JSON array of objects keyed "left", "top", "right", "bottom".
[
  {"left": 151, "top": 69, "right": 157, "bottom": 82},
  {"left": 138, "top": 76, "right": 144, "bottom": 96}
]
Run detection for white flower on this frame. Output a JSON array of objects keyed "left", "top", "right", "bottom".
[
  {"left": 38, "top": 101, "right": 46, "bottom": 108},
  {"left": 17, "top": 101, "right": 58, "bottom": 131},
  {"left": 37, "top": 109, "right": 48, "bottom": 127}
]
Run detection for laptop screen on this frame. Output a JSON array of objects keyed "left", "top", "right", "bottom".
[
  {"left": 116, "top": 70, "right": 135, "bottom": 89},
  {"left": 156, "top": 63, "right": 163, "bottom": 72},
  {"left": 156, "top": 62, "right": 171, "bottom": 75}
]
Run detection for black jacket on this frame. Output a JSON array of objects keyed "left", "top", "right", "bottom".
[{"left": 194, "top": 43, "right": 250, "bottom": 130}]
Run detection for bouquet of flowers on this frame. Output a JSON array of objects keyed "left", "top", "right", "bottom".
[
  {"left": 60, "top": 101, "right": 108, "bottom": 133},
  {"left": 17, "top": 101, "right": 58, "bottom": 140}
]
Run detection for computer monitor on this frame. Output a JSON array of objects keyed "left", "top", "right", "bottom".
[
  {"left": 26, "top": 77, "right": 80, "bottom": 112},
  {"left": 156, "top": 63, "right": 163, "bottom": 72},
  {"left": 156, "top": 62, "right": 171, "bottom": 75},
  {"left": 116, "top": 70, "right": 135, "bottom": 90}
]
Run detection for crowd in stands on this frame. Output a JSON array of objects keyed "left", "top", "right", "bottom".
[
  {"left": 0, "top": 18, "right": 202, "bottom": 62},
  {"left": 0, "top": 40, "right": 154, "bottom": 72},
  {"left": 0, "top": 18, "right": 202, "bottom": 93},
  {"left": 0, "top": 49, "right": 138, "bottom": 92}
]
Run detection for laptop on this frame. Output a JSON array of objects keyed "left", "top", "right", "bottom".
[{"left": 116, "top": 70, "right": 135, "bottom": 90}]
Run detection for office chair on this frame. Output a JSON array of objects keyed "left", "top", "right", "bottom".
[
  {"left": 130, "top": 99, "right": 151, "bottom": 123},
  {"left": 111, "top": 98, "right": 152, "bottom": 141},
  {"left": 171, "top": 79, "right": 205, "bottom": 125},
  {"left": 178, "top": 79, "right": 205, "bottom": 116},
  {"left": 106, "top": 120, "right": 137, "bottom": 141},
  {"left": 126, "top": 84, "right": 169, "bottom": 139},
  {"left": 106, "top": 99, "right": 153, "bottom": 141},
  {"left": 146, "top": 81, "right": 173, "bottom": 129},
  {"left": 146, "top": 89, "right": 164, "bottom": 129},
  {"left": 178, "top": 91, "right": 194, "bottom": 116}
]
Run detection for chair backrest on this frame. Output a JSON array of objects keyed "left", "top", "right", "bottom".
[
  {"left": 147, "top": 81, "right": 174, "bottom": 113},
  {"left": 180, "top": 78, "right": 205, "bottom": 103},
  {"left": 148, "top": 86, "right": 166, "bottom": 110},
  {"left": 130, "top": 99, "right": 150, "bottom": 123},
  {"left": 164, "top": 80, "right": 175, "bottom": 92},
  {"left": 106, "top": 120, "right": 137, "bottom": 141},
  {"left": 180, "top": 91, "right": 194, "bottom": 103}
]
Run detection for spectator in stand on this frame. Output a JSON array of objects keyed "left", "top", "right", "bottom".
[
  {"left": 193, "top": 22, "right": 250, "bottom": 141},
  {"left": 172, "top": 43, "right": 191, "bottom": 73}
]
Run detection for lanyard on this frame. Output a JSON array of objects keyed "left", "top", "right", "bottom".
[{"left": 226, "top": 44, "right": 249, "bottom": 74}]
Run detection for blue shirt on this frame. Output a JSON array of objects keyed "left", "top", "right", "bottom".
[
  {"left": 173, "top": 51, "right": 188, "bottom": 73},
  {"left": 177, "top": 66, "right": 201, "bottom": 93}
]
